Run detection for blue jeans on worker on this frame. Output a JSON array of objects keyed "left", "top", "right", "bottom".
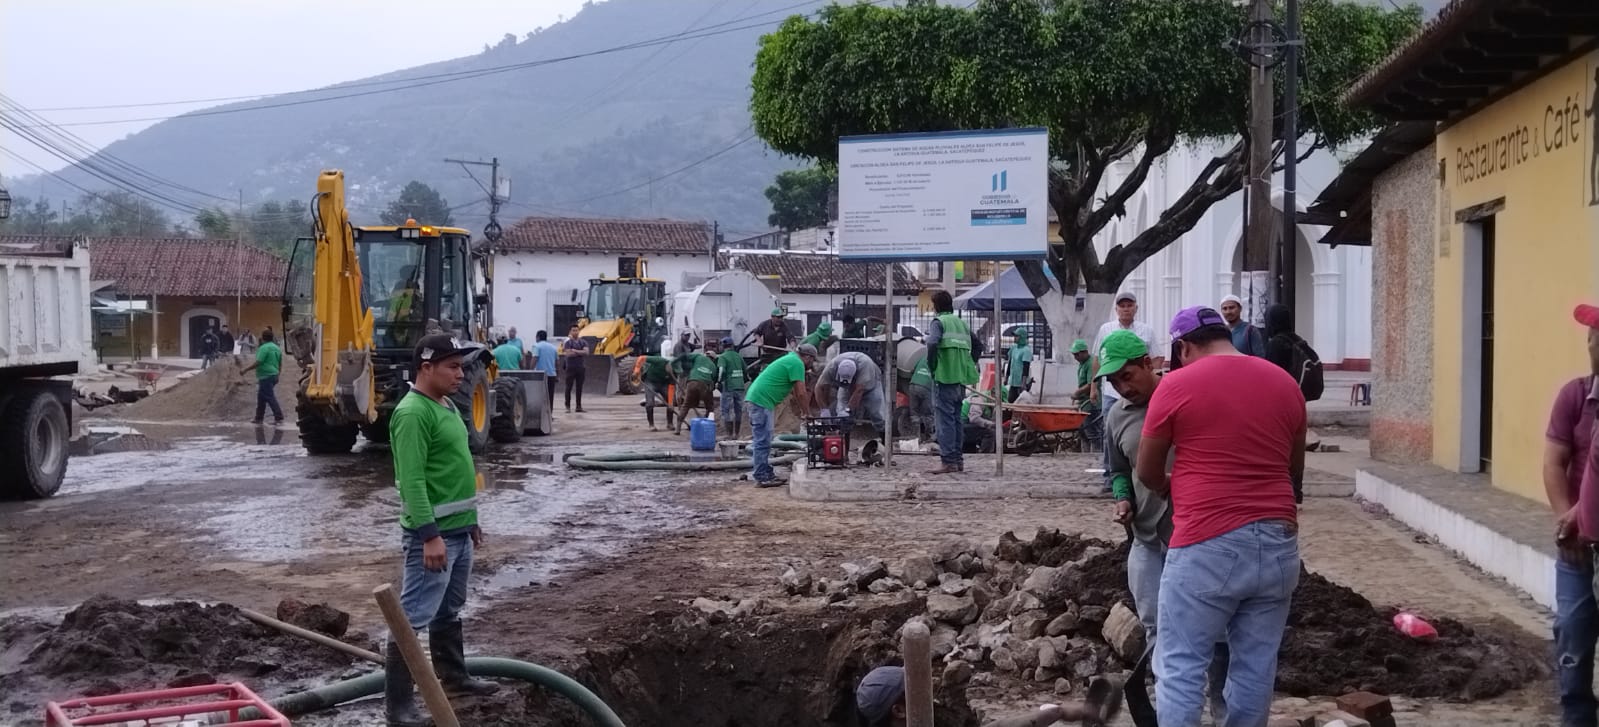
[
  {"left": 254, "top": 375, "right": 282, "bottom": 422},
  {"left": 398, "top": 530, "right": 473, "bottom": 632},
  {"left": 1557, "top": 556, "right": 1599, "bottom": 726},
  {"left": 934, "top": 382, "right": 964, "bottom": 466},
  {"left": 1100, "top": 392, "right": 1119, "bottom": 491},
  {"left": 832, "top": 387, "right": 886, "bottom": 438},
  {"left": 1157, "top": 520, "right": 1299, "bottom": 727},
  {"left": 1129, "top": 538, "right": 1229, "bottom": 722},
  {"left": 748, "top": 402, "right": 775, "bottom": 483},
  {"left": 721, "top": 389, "right": 745, "bottom": 435}
]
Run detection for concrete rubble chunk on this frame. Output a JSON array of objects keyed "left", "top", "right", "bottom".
[
  {"left": 1101, "top": 602, "right": 1145, "bottom": 661},
  {"left": 927, "top": 594, "right": 979, "bottom": 625},
  {"left": 970, "top": 582, "right": 995, "bottom": 611},
  {"left": 1335, "top": 692, "right": 1393, "bottom": 720},
  {"left": 842, "top": 558, "right": 889, "bottom": 589},
  {"left": 1034, "top": 665, "right": 1059, "bottom": 683},
  {"left": 939, "top": 579, "right": 973, "bottom": 596},
  {"left": 1046, "top": 607, "right": 1080, "bottom": 637},
  {"left": 1012, "top": 640, "right": 1040, "bottom": 671},
  {"left": 936, "top": 538, "right": 976, "bottom": 565},
  {"left": 1054, "top": 677, "right": 1073, "bottom": 695},
  {"left": 930, "top": 624, "right": 959, "bottom": 659},
  {"left": 1036, "top": 638, "right": 1061, "bottom": 670},
  {"left": 1013, "top": 609, "right": 1051, "bottom": 640},
  {"left": 898, "top": 555, "right": 939, "bottom": 587},
  {"left": 995, "top": 531, "right": 1032, "bottom": 562},
  {"left": 952, "top": 552, "right": 978, "bottom": 576},
  {"left": 1078, "top": 604, "right": 1110, "bottom": 626},
  {"left": 779, "top": 566, "right": 813, "bottom": 596},
  {"left": 991, "top": 646, "right": 1018, "bottom": 672},
  {"left": 1008, "top": 592, "right": 1046, "bottom": 616},
  {"left": 869, "top": 578, "right": 906, "bottom": 594},
  {"left": 983, "top": 593, "right": 1016, "bottom": 622},
  {"left": 976, "top": 621, "right": 1011, "bottom": 650},
  {"left": 1316, "top": 712, "right": 1369, "bottom": 727},
  {"left": 939, "top": 572, "right": 962, "bottom": 585},
  {"left": 942, "top": 660, "right": 974, "bottom": 686},
  {"left": 1020, "top": 565, "right": 1058, "bottom": 597}
]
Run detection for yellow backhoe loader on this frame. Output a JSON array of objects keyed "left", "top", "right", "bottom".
[
  {"left": 574, "top": 259, "right": 667, "bottom": 395},
  {"left": 281, "top": 170, "right": 550, "bottom": 454}
]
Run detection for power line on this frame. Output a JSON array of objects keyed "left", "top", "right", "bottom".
[
  {"left": 14, "top": 0, "right": 866, "bottom": 130},
  {"left": 555, "top": 127, "right": 759, "bottom": 206}
]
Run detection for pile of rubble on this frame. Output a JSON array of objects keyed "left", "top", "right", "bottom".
[{"left": 773, "top": 528, "right": 1547, "bottom": 701}]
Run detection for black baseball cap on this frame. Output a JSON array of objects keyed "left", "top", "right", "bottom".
[{"left": 414, "top": 333, "right": 491, "bottom": 366}]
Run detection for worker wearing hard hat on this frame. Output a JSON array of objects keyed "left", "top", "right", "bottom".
[{"left": 815, "top": 351, "right": 886, "bottom": 441}]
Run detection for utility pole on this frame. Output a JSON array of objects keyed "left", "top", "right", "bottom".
[
  {"left": 445, "top": 157, "right": 505, "bottom": 245},
  {"left": 1244, "top": 0, "right": 1275, "bottom": 321},
  {"left": 236, "top": 189, "right": 244, "bottom": 327},
  {"left": 1280, "top": 0, "right": 1302, "bottom": 313}
]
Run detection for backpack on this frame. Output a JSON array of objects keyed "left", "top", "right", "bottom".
[{"left": 1275, "top": 333, "right": 1324, "bottom": 402}]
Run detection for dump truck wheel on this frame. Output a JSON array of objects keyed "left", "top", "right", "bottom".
[
  {"left": 1, "top": 388, "right": 69, "bottom": 500},
  {"left": 452, "top": 365, "right": 492, "bottom": 454},
  {"left": 490, "top": 377, "right": 525, "bottom": 444},
  {"left": 616, "top": 356, "right": 640, "bottom": 395}
]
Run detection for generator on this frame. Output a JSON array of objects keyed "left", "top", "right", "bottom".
[{"left": 805, "top": 416, "right": 853, "bottom": 468}]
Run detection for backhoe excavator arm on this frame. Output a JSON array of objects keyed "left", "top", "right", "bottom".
[{"left": 305, "top": 170, "right": 377, "bottom": 423}]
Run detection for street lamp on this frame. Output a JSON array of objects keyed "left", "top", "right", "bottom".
[{"left": 0, "top": 185, "right": 11, "bottom": 220}]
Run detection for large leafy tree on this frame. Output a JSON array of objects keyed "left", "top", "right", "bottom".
[
  {"left": 764, "top": 166, "right": 836, "bottom": 230},
  {"left": 381, "top": 181, "right": 454, "bottom": 226},
  {"left": 751, "top": 0, "right": 1419, "bottom": 353}
]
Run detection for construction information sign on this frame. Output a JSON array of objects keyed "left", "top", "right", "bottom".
[{"left": 836, "top": 127, "right": 1049, "bottom": 261}]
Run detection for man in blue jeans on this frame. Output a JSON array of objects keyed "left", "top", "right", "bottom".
[
  {"left": 1136, "top": 307, "right": 1306, "bottom": 727},
  {"left": 386, "top": 334, "right": 501, "bottom": 726},
  {"left": 744, "top": 344, "right": 815, "bottom": 487},
  {"left": 240, "top": 329, "right": 284, "bottom": 425},
  {"left": 1546, "top": 310, "right": 1599, "bottom": 727},
  {"left": 924, "top": 289, "right": 978, "bottom": 474}
]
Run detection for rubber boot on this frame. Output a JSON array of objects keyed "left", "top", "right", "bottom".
[
  {"left": 429, "top": 622, "right": 500, "bottom": 697},
  {"left": 384, "top": 640, "right": 431, "bottom": 727}
]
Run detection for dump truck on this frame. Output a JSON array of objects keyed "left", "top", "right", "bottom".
[
  {"left": 281, "top": 170, "right": 549, "bottom": 455},
  {"left": 0, "top": 239, "right": 94, "bottom": 498},
  {"left": 575, "top": 259, "right": 668, "bottom": 395}
]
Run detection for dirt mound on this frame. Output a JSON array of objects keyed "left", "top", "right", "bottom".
[
  {"left": 1279, "top": 570, "right": 1546, "bottom": 698},
  {"left": 784, "top": 528, "right": 1547, "bottom": 702},
  {"left": 0, "top": 595, "right": 366, "bottom": 717},
  {"left": 104, "top": 357, "right": 300, "bottom": 422}
]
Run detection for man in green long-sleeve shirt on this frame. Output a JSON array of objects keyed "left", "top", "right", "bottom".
[
  {"left": 636, "top": 354, "right": 677, "bottom": 431},
  {"left": 385, "top": 334, "right": 500, "bottom": 726},
  {"left": 674, "top": 347, "right": 720, "bottom": 435},
  {"left": 716, "top": 337, "right": 748, "bottom": 437}
]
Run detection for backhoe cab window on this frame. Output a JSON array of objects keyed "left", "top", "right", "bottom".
[
  {"left": 362, "top": 241, "right": 427, "bottom": 347},
  {"left": 586, "top": 282, "right": 645, "bottom": 321}
]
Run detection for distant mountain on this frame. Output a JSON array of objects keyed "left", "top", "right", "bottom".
[
  {"left": 9, "top": 0, "right": 825, "bottom": 234},
  {"left": 8, "top": 0, "right": 1448, "bottom": 236}
]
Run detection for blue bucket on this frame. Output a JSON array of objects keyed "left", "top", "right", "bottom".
[{"left": 689, "top": 417, "right": 717, "bottom": 452}]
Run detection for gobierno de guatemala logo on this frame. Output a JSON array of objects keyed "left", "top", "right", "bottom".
[{"left": 974, "top": 168, "right": 1025, "bottom": 226}]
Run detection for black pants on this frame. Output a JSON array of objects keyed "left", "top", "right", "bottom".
[
  {"left": 565, "top": 366, "right": 585, "bottom": 410},
  {"left": 545, "top": 376, "right": 558, "bottom": 410}
]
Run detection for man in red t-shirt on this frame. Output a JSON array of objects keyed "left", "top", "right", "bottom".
[
  {"left": 1548, "top": 302, "right": 1599, "bottom": 726},
  {"left": 1135, "top": 306, "right": 1307, "bottom": 727}
]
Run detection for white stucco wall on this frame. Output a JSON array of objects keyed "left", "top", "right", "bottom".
[
  {"left": 1088, "top": 142, "right": 1373, "bottom": 365},
  {"left": 491, "top": 251, "right": 711, "bottom": 339},
  {"left": 782, "top": 292, "right": 919, "bottom": 316}
]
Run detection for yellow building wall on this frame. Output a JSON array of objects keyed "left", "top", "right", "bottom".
[
  {"left": 1433, "top": 50, "right": 1599, "bottom": 500},
  {"left": 97, "top": 297, "right": 284, "bottom": 360}
]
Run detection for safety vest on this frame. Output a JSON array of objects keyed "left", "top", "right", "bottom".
[
  {"left": 910, "top": 356, "right": 932, "bottom": 388},
  {"left": 934, "top": 314, "right": 979, "bottom": 385}
]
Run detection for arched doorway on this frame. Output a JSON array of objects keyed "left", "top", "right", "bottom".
[
  {"left": 180, "top": 308, "right": 227, "bottom": 358},
  {"left": 1225, "top": 219, "right": 1322, "bottom": 347}
]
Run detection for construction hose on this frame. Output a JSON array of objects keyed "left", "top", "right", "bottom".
[
  {"left": 563, "top": 440, "right": 805, "bottom": 471},
  {"left": 252, "top": 657, "right": 625, "bottom": 727}
]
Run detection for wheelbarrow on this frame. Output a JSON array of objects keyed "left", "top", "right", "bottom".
[
  {"left": 1006, "top": 404, "right": 1090, "bottom": 455},
  {"left": 126, "top": 365, "right": 164, "bottom": 392}
]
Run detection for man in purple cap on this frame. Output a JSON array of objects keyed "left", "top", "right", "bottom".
[{"left": 1135, "top": 306, "right": 1306, "bottom": 727}]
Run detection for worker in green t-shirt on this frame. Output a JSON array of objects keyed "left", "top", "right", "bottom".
[
  {"left": 905, "top": 353, "right": 935, "bottom": 440},
  {"left": 384, "top": 333, "right": 500, "bottom": 725},
  {"left": 716, "top": 336, "right": 748, "bottom": 438},
  {"left": 801, "top": 320, "right": 834, "bottom": 353},
  {"left": 634, "top": 354, "right": 677, "bottom": 431},
  {"left": 925, "top": 289, "right": 979, "bottom": 474},
  {"left": 674, "top": 346, "right": 721, "bottom": 435},
  {"left": 1006, "top": 328, "right": 1033, "bottom": 403},
  {"left": 240, "top": 329, "right": 284, "bottom": 425},
  {"left": 744, "top": 343, "right": 817, "bottom": 487}
]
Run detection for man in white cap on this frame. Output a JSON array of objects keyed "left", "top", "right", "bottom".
[
  {"left": 815, "top": 350, "right": 886, "bottom": 440},
  {"left": 1219, "top": 294, "right": 1265, "bottom": 357},
  {"left": 1090, "top": 291, "right": 1155, "bottom": 489}
]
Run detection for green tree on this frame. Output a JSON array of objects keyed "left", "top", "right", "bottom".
[
  {"left": 750, "top": 0, "right": 1420, "bottom": 353},
  {"left": 0, "top": 196, "right": 60, "bottom": 234},
  {"left": 194, "top": 207, "right": 233, "bottom": 238},
  {"left": 381, "top": 181, "right": 454, "bottom": 226},
  {"left": 764, "top": 166, "right": 835, "bottom": 230},
  {"left": 78, "top": 191, "right": 174, "bottom": 237},
  {"left": 248, "top": 199, "right": 309, "bottom": 255}
]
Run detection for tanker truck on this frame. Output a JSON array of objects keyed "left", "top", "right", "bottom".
[
  {"left": 665, "top": 270, "right": 782, "bottom": 364},
  {"left": 0, "top": 239, "right": 95, "bottom": 498}
]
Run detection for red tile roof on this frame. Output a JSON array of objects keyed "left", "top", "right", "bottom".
[
  {"left": 717, "top": 250, "right": 922, "bottom": 296},
  {"left": 499, "top": 216, "right": 712, "bottom": 255},
  {"left": 85, "top": 237, "right": 288, "bottom": 298},
  {"left": 0, "top": 234, "right": 78, "bottom": 255}
]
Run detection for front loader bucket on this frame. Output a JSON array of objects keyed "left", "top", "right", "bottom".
[{"left": 583, "top": 355, "right": 619, "bottom": 397}]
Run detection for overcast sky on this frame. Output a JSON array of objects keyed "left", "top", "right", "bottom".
[{"left": 0, "top": 0, "right": 591, "bottom": 178}]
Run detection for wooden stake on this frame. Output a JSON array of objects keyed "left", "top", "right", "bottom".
[
  {"left": 901, "top": 620, "right": 934, "bottom": 727},
  {"left": 373, "top": 583, "right": 460, "bottom": 727}
]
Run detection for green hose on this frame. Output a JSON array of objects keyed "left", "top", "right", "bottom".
[
  {"left": 563, "top": 439, "right": 806, "bottom": 471},
  {"left": 255, "top": 657, "right": 625, "bottom": 726}
]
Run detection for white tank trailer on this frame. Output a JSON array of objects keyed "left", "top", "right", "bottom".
[{"left": 666, "top": 270, "right": 781, "bottom": 359}]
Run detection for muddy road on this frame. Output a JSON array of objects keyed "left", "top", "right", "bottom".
[{"left": 0, "top": 395, "right": 1565, "bottom": 725}]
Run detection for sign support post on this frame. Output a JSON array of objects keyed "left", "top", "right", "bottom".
[
  {"left": 884, "top": 263, "right": 895, "bottom": 467},
  {"left": 993, "top": 274, "right": 1004, "bottom": 476}
]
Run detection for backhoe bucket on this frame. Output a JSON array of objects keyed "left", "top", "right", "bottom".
[{"left": 583, "top": 355, "right": 619, "bottom": 396}]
